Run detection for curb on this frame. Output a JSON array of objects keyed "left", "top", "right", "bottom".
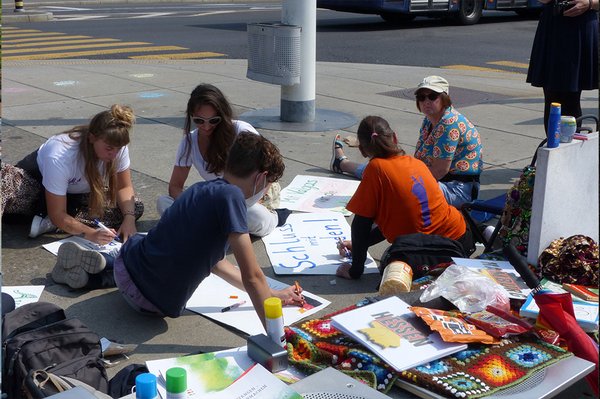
[{"left": 3, "top": 10, "right": 53, "bottom": 22}]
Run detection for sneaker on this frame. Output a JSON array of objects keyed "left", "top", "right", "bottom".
[
  {"left": 51, "top": 242, "right": 106, "bottom": 289},
  {"left": 329, "top": 134, "right": 347, "bottom": 174},
  {"left": 29, "top": 215, "right": 57, "bottom": 238}
]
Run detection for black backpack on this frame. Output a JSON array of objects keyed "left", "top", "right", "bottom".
[
  {"left": 379, "top": 233, "right": 468, "bottom": 279},
  {"left": 2, "top": 302, "right": 109, "bottom": 399}
]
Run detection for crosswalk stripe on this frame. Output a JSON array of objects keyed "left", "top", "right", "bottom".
[
  {"left": 3, "top": 42, "right": 153, "bottom": 54},
  {"left": 441, "top": 64, "right": 521, "bottom": 74},
  {"left": 2, "top": 32, "right": 73, "bottom": 38},
  {"left": 1, "top": 29, "right": 43, "bottom": 34},
  {"left": 2, "top": 35, "right": 92, "bottom": 44},
  {"left": 487, "top": 60, "right": 529, "bottom": 69},
  {"left": 4, "top": 38, "right": 122, "bottom": 48},
  {"left": 3, "top": 46, "right": 189, "bottom": 60},
  {"left": 130, "top": 51, "right": 226, "bottom": 59}
]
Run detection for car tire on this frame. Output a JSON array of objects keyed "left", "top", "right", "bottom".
[{"left": 457, "top": 0, "right": 482, "bottom": 25}]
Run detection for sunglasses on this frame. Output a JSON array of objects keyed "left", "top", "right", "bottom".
[
  {"left": 416, "top": 92, "right": 441, "bottom": 102},
  {"left": 191, "top": 116, "right": 222, "bottom": 126}
]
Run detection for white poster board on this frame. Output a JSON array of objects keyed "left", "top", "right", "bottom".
[
  {"left": 263, "top": 212, "right": 377, "bottom": 275},
  {"left": 42, "top": 235, "right": 122, "bottom": 257},
  {"left": 2, "top": 285, "right": 45, "bottom": 308},
  {"left": 186, "top": 274, "right": 330, "bottom": 336},
  {"left": 279, "top": 175, "right": 360, "bottom": 216}
]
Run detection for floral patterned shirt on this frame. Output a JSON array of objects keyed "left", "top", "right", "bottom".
[{"left": 414, "top": 106, "right": 483, "bottom": 176}]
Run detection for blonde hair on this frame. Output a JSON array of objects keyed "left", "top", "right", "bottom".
[{"left": 65, "top": 104, "right": 135, "bottom": 217}]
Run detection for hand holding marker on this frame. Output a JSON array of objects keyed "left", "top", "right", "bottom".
[
  {"left": 337, "top": 237, "right": 352, "bottom": 259},
  {"left": 94, "top": 219, "right": 120, "bottom": 242}
]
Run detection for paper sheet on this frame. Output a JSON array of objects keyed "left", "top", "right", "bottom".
[
  {"left": 263, "top": 212, "right": 377, "bottom": 275},
  {"left": 1, "top": 285, "right": 45, "bottom": 308},
  {"left": 42, "top": 235, "right": 122, "bottom": 257},
  {"left": 279, "top": 175, "right": 360, "bottom": 216},
  {"left": 185, "top": 274, "right": 330, "bottom": 336}
]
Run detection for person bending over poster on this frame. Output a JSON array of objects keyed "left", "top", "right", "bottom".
[{"left": 50, "top": 132, "right": 303, "bottom": 327}]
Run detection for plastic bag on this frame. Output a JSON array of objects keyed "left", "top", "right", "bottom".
[{"left": 419, "top": 264, "right": 511, "bottom": 313}]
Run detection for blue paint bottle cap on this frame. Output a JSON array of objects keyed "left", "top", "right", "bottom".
[{"left": 135, "top": 373, "right": 157, "bottom": 399}]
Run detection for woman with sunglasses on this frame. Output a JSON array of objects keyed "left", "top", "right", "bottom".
[
  {"left": 2, "top": 104, "right": 143, "bottom": 244},
  {"left": 156, "top": 83, "right": 289, "bottom": 237},
  {"left": 330, "top": 76, "right": 482, "bottom": 208}
]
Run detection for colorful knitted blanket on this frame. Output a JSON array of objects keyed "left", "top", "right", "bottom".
[
  {"left": 399, "top": 337, "right": 572, "bottom": 398},
  {"left": 286, "top": 300, "right": 572, "bottom": 397}
]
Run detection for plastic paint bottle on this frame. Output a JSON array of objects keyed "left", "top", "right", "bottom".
[
  {"left": 165, "top": 367, "right": 187, "bottom": 399},
  {"left": 135, "top": 373, "right": 158, "bottom": 399},
  {"left": 547, "top": 102, "right": 561, "bottom": 148},
  {"left": 264, "top": 297, "right": 286, "bottom": 349}
]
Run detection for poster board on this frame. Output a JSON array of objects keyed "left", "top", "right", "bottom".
[
  {"left": 263, "top": 212, "right": 377, "bottom": 275},
  {"left": 186, "top": 274, "right": 330, "bottom": 336},
  {"left": 2, "top": 285, "right": 45, "bottom": 308},
  {"left": 279, "top": 175, "right": 360, "bottom": 216},
  {"left": 42, "top": 235, "right": 122, "bottom": 257}
]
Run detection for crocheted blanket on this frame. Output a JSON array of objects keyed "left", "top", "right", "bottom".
[
  {"left": 399, "top": 337, "right": 572, "bottom": 398},
  {"left": 286, "top": 300, "right": 572, "bottom": 397}
]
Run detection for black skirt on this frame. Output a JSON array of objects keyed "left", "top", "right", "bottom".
[{"left": 527, "top": 5, "right": 598, "bottom": 92}]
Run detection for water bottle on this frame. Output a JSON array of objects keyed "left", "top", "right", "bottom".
[
  {"left": 135, "top": 373, "right": 158, "bottom": 399},
  {"left": 166, "top": 367, "right": 187, "bottom": 399},
  {"left": 547, "top": 102, "right": 561, "bottom": 148},
  {"left": 264, "top": 297, "right": 286, "bottom": 349}
]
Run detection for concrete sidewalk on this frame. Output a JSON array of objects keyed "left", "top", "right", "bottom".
[{"left": 2, "top": 59, "right": 597, "bottom": 397}]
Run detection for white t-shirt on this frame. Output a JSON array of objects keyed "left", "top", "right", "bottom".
[
  {"left": 36, "top": 134, "right": 130, "bottom": 195},
  {"left": 173, "top": 120, "right": 259, "bottom": 181}
]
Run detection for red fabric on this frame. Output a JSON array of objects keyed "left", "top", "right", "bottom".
[{"left": 534, "top": 293, "right": 599, "bottom": 395}]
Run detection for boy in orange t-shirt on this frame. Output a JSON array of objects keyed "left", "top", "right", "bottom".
[{"left": 337, "top": 116, "right": 470, "bottom": 279}]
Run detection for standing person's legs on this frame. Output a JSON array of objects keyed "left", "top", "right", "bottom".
[{"left": 543, "top": 88, "right": 583, "bottom": 131}]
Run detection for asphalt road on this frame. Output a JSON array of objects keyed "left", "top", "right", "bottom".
[{"left": 2, "top": 3, "right": 539, "bottom": 72}]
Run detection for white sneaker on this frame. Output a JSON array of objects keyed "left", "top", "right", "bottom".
[
  {"left": 29, "top": 215, "right": 57, "bottom": 238},
  {"left": 156, "top": 195, "right": 175, "bottom": 216},
  {"left": 51, "top": 242, "right": 106, "bottom": 289}
]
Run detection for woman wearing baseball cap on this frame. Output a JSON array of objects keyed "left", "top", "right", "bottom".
[{"left": 330, "top": 75, "right": 483, "bottom": 208}]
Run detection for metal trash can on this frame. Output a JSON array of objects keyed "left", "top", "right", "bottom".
[{"left": 247, "top": 23, "right": 301, "bottom": 86}]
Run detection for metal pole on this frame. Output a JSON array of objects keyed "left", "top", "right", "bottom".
[{"left": 281, "top": 0, "right": 316, "bottom": 122}]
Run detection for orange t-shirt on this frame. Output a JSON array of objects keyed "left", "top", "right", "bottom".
[{"left": 346, "top": 155, "right": 466, "bottom": 241}]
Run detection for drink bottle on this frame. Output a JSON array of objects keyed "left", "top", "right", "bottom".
[{"left": 547, "top": 102, "right": 561, "bottom": 148}]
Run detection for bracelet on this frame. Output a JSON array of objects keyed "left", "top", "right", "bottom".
[{"left": 122, "top": 210, "right": 136, "bottom": 217}]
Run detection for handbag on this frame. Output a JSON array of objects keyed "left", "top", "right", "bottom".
[{"left": 23, "top": 370, "right": 112, "bottom": 399}]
